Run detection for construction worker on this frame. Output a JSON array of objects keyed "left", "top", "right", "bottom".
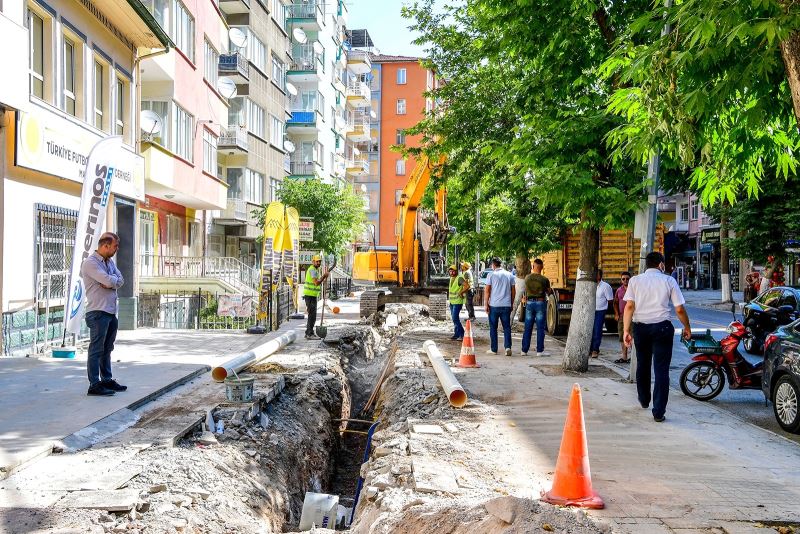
[
  {"left": 460, "top": 262, "right": 476, "bottom": 320},
  {"left": 448, "top": 265, "right": 466, "bottom": 340},
  {"left": 304, "top": 256, "right": 329, "bottom": 339}
]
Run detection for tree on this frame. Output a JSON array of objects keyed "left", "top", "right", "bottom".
[
  {"left": 254, "top": 179, "right": 365, "bottom": 258},
  {"left": 405, "top": 0, "right": 650, "bottom": 371}
]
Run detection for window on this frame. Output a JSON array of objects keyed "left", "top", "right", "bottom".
[
  {"left": 35, "top": 204, "right": 78, "bottom": 301},
  {"left": 166, "top": 215, "right": 182, "bottom": 257},
  {"left": 396, "top": 129, "right": 405, "bottom": 145},
  {"left": 29, "top": 10, "right": 45, "bottom": 100},
  {"left": 270, "top": 115, "right": 283, "bottom": 147},
  {"left": 271, "top": 54, "right": 285, "bottom": 89},
  {"left": 188, "top": 221, "right": 202, "bottom": 257},
  {"left": 226, "top": 168, "right": 263, "bottom": 204},
  {"left": 270, "top": 178, "right": 280, "bottom": 203},
  {"left": 202, "top": 129, "right": 218, "bottom": 175},
  {"left": 141, "top": 100, "right": 169, "bottom": 146},
  {"left": 228, "top": 97, "right": 245, "bottom": 128},
  {"left": 397, "top": 68, "right": 407, "bottom": 85},
  {"left": 315, "top": 142, "right": 324, "bottom": 165},
  {"left": 63, "top": 37, "right": 78, "bottom": 116},
  {"left": 247, "top": 100, "right": 265, "bottom": 138},
  {"left": 115, "top": 74, "right": 129, "bottom": 139},
  {"left": 248, "top": 32, "right": 267, "bottom": 73},
  {"left": 143, "top": 0, "right": 168, "bottom": 30},
  {"left": 396, "top": 98, "right": 406, "bottom": 115},
  {"left": 781, "top": 290, "right": 798, "bottom": 310},
  {"left": 395, "top": 189, "right": 403, "bottom": 205},
  {"left": 761, "top": 289, "right": 782, "bottom": 308},
  {"left": 271, "top": 0, "right": 285, "bottom": 30},
  {"left": 172, "top": 0, "right": 195, "bottom": 62},
  {"left": 204, "top": 38, "right": 218, "bottom": 88},
  {"left": 94, "top": 60, "right": 109, "bottom": 131},
  {"left": 172, "top": 104, "right": 193, "bottom": 160},
  {"left": 691, "top": 200, "right": 699, "bottom": 220},
  {"left": 680, "top": 203, "right": 689, "bottom": 222},
  {"left": 395, "top": 159, "right": 406, "bottom": 175}
]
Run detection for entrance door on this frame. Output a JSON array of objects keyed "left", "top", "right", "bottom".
[{"left": 139, "top": 211, "right": 156, "bottom": 276}]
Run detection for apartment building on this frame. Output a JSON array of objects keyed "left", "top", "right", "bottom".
[
  {"left": 1, "top": 0, "right": 170, "bottom": 355},
  {"left": 210, "top": 0, "right": 291, "bottom": 266}
]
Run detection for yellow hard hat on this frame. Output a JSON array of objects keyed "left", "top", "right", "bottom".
[
  {"left": 312, "top": 255, "right": 321, "bottom": 262},
  {"left": 461, "top": 262, "right": 471, "bottom": 269},
  {"left": 448, "top": 265, "right": 457, "bottom": 271}
]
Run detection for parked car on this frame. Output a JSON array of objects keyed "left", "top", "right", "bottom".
[
  {"left": 742, "top": 286, "right": 800, "bottom": 353},
  {"left": 477, "top": 269, "right": 492, "bottom": 288},
  {"left": 762, "top": 319, "right": 800, "bottom": 433}
]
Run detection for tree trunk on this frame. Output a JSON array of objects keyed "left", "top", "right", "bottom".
[
  {"left": 511, "top": 252, "right": 532, "bottom": 323},
  {"left": 563, "top": 223, "right": 600, "bottom": 372},
  {"left": 720, "top": 206, "right": 732, "bottom": 303},
  {"left": 780, "top": 32, "right": 800, "bottom": 125}
]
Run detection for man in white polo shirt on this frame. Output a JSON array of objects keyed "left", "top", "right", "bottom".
[{"left": 623, "top": 252, "right": 692, "bottom": 423}]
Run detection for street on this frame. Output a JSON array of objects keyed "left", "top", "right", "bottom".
[{"left": 597, "top": 303, "right": 800, "bottom": 444}]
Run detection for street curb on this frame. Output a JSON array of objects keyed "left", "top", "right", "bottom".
[{"left": 0, "top": 365, "right": 211, "bottom": 480}]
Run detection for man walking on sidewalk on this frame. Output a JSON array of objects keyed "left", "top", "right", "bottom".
[
  {"left": 484, "top": 257, "right": 515, "bottom": 356},
  {"left": 304, "top": 255, "right": 329, "bottom": 339},
  {"left": 623, "top": 252, "right": 692, "bottom": 422},
  {"left": 521, "top": 258, "right": 551, "bottom": 357},
  {"left": 81, "top": 232, "right": 126, "bottom": 396},
  {"left": 613, "top": 271, "right": 631, "bottom": 363},
  {"left": 590, "top": 270, "right": 614, "bottom": 358}
]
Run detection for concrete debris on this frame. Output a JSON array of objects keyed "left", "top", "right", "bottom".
[
  {"left": 484, "top": 496, "right": 518, "bottom": 524},
  {"left": 147, "top": 483, "right": 167, "bottom": 494}
]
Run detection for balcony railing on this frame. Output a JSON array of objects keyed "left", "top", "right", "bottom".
[
  {"left": 289, "top": 161, "right": 316, "bottom": 176},
  {"left": 217, "top": 198, "right": 249, "bottom": 222},
  {"left": 218, "top": 127, "right": 249, "bottom": 152},
  {"left": 287, "top": 2, "right": 323, "bottom": 19},
  {"left": 347, "top": 49, "right": 372, "bottom": 70},
  {"left": 288, "top": 110, "right": 317, "bottom": 125},
  {"left": 346, "top": 80, "right": 370, "bottom": 100},
  {"left": 219, "top": 52, "right": 249, "bottom": 80},
  {"left": 346, "top": 157, "right": 369, "bottom": 174},
  {"left": 139, "top": 254, "right": 259, "bottom": 294}
]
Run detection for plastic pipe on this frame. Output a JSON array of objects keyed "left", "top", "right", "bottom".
[
  {"left": 423, "top": 340, "right": 468, "bottom": 408},
  {"left": 211, "top": 330, "right": 297, "bottom": 382}
]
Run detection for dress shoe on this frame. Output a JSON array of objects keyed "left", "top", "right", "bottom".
[
  {"left": 101, "top": 379, "right": 127, "bottom": 392},
  {"left": 87, "top": 384, "right": 115, "bottom": 396},
  {"left": 654, "top": 415, "right": 666, "bottom": 423}
]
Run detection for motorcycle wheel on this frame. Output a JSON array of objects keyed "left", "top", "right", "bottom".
[
  {"left": 680, "top": 361, "right": 725, "bottom": 401},
  {"left": 773, "top": 375, "right": 800, "bottom": 434}
]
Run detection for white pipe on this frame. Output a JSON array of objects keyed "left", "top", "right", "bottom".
[
  {"left": 212, "top": 330, "right": 297, "bottom": 382},
  {"left": 422, "top": 340, "right": 468, "bottom": 408}
]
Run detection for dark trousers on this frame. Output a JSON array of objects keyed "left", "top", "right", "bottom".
[
  {"left": 304, "top": 295, "right": 318, "bottom": 336},
  {"left": 590, "top": 308, "right": 607, "bottom": 353},
  {"left": 464, "top": 289, "right": 476, "bottom": 319},
  {"left": 450, "top": 303, "right": 464, "bottom": 338},
  {"left": 522, "top": 300, "right": 547, "bottom": 353},
  {"left": 632, "top": 320, "right": 675, "bottom": 418},
  {"left": 85, "top": 310, "right": 118, "bottom": 387},
  {"left": 488, "top": 306, "right": 512, "bottom": 352}
]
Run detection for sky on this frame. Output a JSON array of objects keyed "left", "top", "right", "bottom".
[{"left": 345, "top": 0, "right": 426, "bottom": 57}]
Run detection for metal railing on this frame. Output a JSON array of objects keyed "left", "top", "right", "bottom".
[
  {"left": 287, "top": 1, "right": 323, "bottom": 19},
  {"left": 346, "top": 157, "right": 369, "bottom": 174},
  {"left": 326, "top": 277, "right": 352, "bottom": 300},
  {"left": 219, "top": 127, "right": 249, "bottom": 152},
  {"left": 139, "top": 255, "right": 259, "bottom": 294},
  {"left": 347, "top": 49, "right": 372, "bottom": 67},
  {"left": 219, "top": 52, "right": 250, "bottom": 79},
  {"left": 288, "top": 110, "right": 316, "bottom": 125},
  {"left": 346, "top": 80, "right": 370, "bottom": 100},
  {"left": 217, "top": 198, "right": 249, "bottom": 222},
  {"left": 289, "top": 161, "right": 316, "bottom": 176}
]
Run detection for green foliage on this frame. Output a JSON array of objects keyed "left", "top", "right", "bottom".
[{"left": 254, "top": 179, "right": 365, "bottom": 256}]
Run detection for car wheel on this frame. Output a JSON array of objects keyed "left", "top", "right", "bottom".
[
  {"left": 773, "top": 375, "right": 800, "bottom": 434},
  {"left": 680, "top": 361, "right": 725, "bottom": 401}
]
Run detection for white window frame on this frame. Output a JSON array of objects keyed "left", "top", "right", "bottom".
[
  {"left": 62, "top": 34, "right": 82, "bottom": 117},
  {"left": 172, "top": 103, "right": 193, "bottom": 160},
  {"left": 395, "top": 159, "right": 406, "bottom": 176},
  {"left": 396, "top": 98, "right": 406, "bottom": 115},
  {"left": 680, "top": 203, "right": 689, "bottom": 222},
  {"left": 172, "top": 0, "right": 195, "bottom": 62},
  {"left": 93, "top": 57, "right": 109, "bottom": 132},
  {"left": 114, "top": 73, "right": 130, "bottom": 142},
  {"left": 28, "top": 8, "right": 47, "bottom": 101},
  {"left": 141, "top": 100, "right": 170, "bottom": 147},
  {"left": 204, "top": 38, "right": 218, "bottom": 88},
  {"left": 202, "top": 129, "right": 218, "bottom": 175},
  {"left": 271, "top": 54, "right": 285, "bottom": 89},
  {"left": 269, "top": 114, "right": 283, "bottom": 148},
  {"left": 248, "top": 31, "right": 267, "bottom": 73},
  {"left": 247, "top": 99, "right": 265, "bottom": 138},
  {"left": 690, "top": 199, "right": 699, "bottom": 220},
  {"left": 397, "top": 67, "right": 407, "bottom": 85},
  {"left": 271, "top": 0, "right": 285, "bottom": 30},
  {"left": 396, "top": 129, "right": 405, "bottom": 145}
]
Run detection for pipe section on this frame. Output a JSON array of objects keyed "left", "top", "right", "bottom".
[
  {"left": 423, "top": 340, "right": 468, "bottom": 408},
  {"left": 211, "top": 330, "right": 297, "bottom": 382}
]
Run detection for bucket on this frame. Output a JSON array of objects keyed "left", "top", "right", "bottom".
[
  {"left": 52, "top": 346, "right": 76, "bottom": 359},
  {"left": 224, "top": 374, "right": 255, "bottom": 403}
]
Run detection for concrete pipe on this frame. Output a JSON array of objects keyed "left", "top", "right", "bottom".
[
  {"left": 422, "top": 340, "right": 468, "bottom": 408},
  {"left": 211, "top": 330, "right": 297, "bottom": 382}
]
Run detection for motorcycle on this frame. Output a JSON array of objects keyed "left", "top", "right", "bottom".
[
  {"left": 743, "top": 304, "right": 797, "bottom": 354},
  {"left": 679, "top": 305, "right": 762, "bottom": 401}
]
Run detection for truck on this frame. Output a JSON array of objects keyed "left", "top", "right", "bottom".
[{"left": 540, "top": 226, "right": 664, "bottom": 335}]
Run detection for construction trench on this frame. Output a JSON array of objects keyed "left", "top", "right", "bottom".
[{"left": 2, "top": 304, "right": 609, "bottom": 533}]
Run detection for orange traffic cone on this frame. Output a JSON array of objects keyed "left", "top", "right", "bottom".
[
  {"left": 541, "top": 383, "right": 604, "bottom": 509},
  {"left": 457, "top": 320, "right": 481, "bottom": 368}
]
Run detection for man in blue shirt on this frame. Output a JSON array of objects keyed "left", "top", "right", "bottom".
[{"left": 484, "top": 257, "right": 516, "bottom": 356}]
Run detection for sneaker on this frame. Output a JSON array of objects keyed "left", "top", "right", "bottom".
[
  {"left": 536, "top": 351, "right": 551, "bottom": 357},
  {"left": 486, "top": 350, "right": 498, "bottom": 355},
  {"left": 653, "top": 415, "right": 666, "bottom": 423},
  {"left": 87, "top": 384, "right": 115, "bottom": 396},
  {"left": 101, "top": 379, "right": 127, "bottom": 392},
  {"left": 505, "top": 348, "right": 512, "bottom": 357},
  {"left": 305, "top": 334, "right": 318, "bottom": 340},
  {"left": 520, "top": 352, "right": 528, "bottom": 357}
]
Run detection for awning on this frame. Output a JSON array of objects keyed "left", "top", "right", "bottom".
[{"left": 90, "top": 1, "right": 173, "bottom": 50}]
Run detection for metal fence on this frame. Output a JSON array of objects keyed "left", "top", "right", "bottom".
[
  {"left": 326, "top": 277, "right": 352, "bottom": 300},
  {"left": 139, "top": 254, "right": 259, "bottom": 295}
]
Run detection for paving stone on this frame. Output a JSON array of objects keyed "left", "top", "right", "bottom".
[
  {"left": 411, "top": 424, "right": 444, "bottom": 435},
  {"left": 55, "top": 489, "right": 139, "bottom": 512}
]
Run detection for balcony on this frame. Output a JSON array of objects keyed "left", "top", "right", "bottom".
[
  {"left": 346, "top": 114, "right": 371, "bottom": 142},
  {"left": 286, "top": 1, "right": 324, "bottom": 31},
  {"left": 218, "top": 127, "right": 249, "bottom": 155},
  {"left": 218, "top": 0, "right": 250, "bottom": 14},
  {"left": 214, "top": 198, "right": 250, "bottom": 225},
  {"left": 347, "top": 49, "right": 372, "bottom": 75},
  {"left": 288, "top": 45, "right": 323, "bottom": 82},
  {"left": 142, "top": 142, "right": 227, "bottom": 210},
  {"left": 346, "top": 80, "right": 370, "bottom": 108},
  {"left": 287, "top": 110, "right": 318, "bottom": 133},
  {"left": 219, "top": 52, "right": 249, "bottom": 84},
  {"left": 333, "top": 69, "right": 346, "bottom": 93},
  {"left": 288, "top": 160, "right": 319, "bottom": 178},
  {"left": 346, "top": 156, "right": 369, "bottom": 177},
  {"left": 139, "top": 254, "right": 259, "bottom": 296}
]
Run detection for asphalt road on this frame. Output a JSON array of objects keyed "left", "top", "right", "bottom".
[{"left": 598, "top": 304, "right": 800, "bottom": 444}]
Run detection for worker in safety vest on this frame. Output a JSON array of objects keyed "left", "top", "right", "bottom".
[
  {"left": 304, "top": 255, "right": 329, "bottom": 339},
  {"left": 448, "top": 265, "right": 466, "bottom": 340}
]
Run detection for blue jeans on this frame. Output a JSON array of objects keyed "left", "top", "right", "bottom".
[
  {"left": 85, "top": 310, "right": 118, "bottom": 386},
  {"left": 522, "top": 300, "right": 547, "bottom": 353},
  {"left": 450, "top": 303, "right": 464, "bottom": 338},
  {"left": 488, "top": 306, "right": 512, "bottom": 352},
  {"left": 633, "top": 320, "right": 675, "bottom": 418},
  {"left": 590, "top": 308, "right": 606, "bottom": 353}
]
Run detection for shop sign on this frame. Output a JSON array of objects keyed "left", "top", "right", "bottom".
[
  {"left": 299, "top": 218, "right": 314, "bottom": 242},
  {"left": 299, "top": 250, "right": 320, "bottom": 264},
  {"left": 15, "top": 107, "right": 145, "bottom": 200},
  {"left": 700, "top": 228, "right": 721, "bottom": 244}
]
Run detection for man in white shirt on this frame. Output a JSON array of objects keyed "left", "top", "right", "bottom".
[
  {"left": 484, "top": 257, "right": 516, "bottom": 356},
  {"left": 623, "top": 252, "right": 692, "bottom": 423},
  {"left": 590, "top": 270, "right": 614, "bottom": 358}
]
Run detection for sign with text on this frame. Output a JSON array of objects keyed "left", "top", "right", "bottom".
[
  {"left": 700, "top": 228, "right": 721, "bottom": 244},
  {"left": 299, "top": 218, "right": 314, "bottom": 242},
  {"left": 299, "top": 250, "right": 320, "bottom": 264}
]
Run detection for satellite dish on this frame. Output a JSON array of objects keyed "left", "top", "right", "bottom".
[
  {"left": 370, "top": 110, "right": 377, "bottom": 119},
  {"left": 283, "top": 140, "right": 296, "bottom": 153},
  {"left": 285, "top": 82, "right": 298, "bottom": 97},
  {"left": 360, "top": 184, "right": 367, "bottom": 193},
  {"left": 229, "top": 28, "right": 248, "bottom": 49},
  {"left": 293, "top": 28, "right": 307, "bottom": 44},
  {"left": 353, "top": 147, "right": 361, "bottom": 156},
  {"left": 140, "top": 110, "right": 163, "bottom": 135},
  {"left": 312, "top": 41, "right": 324, "bottom": 55},
  {"left": 373, "top": 48, "right": 381, "bottom": 57},
  {"left": 216, "top": 77, "right": 237, "bottom": 99}
]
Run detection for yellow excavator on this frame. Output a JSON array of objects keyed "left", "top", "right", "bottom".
[{"left": 353, "top": 155, "right": 451, "bottom": 317}]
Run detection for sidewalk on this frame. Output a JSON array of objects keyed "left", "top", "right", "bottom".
[
  {"left": 0, "top": 328, "right": 273, "bottom": 478},
  {"left": 681, "top": 288, "right": 744, "bottom": 310}
]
